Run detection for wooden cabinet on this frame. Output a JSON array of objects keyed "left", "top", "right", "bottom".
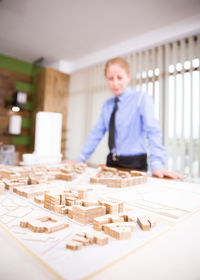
[{"left": 35, "top": 67, "right": 69, "bottom": 158}]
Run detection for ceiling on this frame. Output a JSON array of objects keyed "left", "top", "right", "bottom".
[{"left": 0, "top": 0, "right": 200, "bottom": 72}]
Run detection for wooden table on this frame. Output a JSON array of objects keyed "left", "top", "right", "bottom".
[{"left": 0, "top": 177, "right": 200, "bottom": 280}]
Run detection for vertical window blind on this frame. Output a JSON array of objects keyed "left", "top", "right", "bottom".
[
  {"left": 68, "top": 34, "right": 200, "bottom": 177},
  {"left": 164, "top": 35, "right": 200, "bottom": 177}
]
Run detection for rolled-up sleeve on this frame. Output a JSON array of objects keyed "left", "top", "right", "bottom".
[
  {"left": 76, "top": 104, "right": 107, "bottom": 162},
  {"left": 140, "top": 93, "right": 167, "bottom": 172}
]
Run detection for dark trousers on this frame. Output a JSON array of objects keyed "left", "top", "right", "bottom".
[{"left": 106, "top": 153, "right": 148, "bottom": 171}]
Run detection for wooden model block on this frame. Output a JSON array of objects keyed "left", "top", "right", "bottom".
[
  {"left": 28, "top": 220, "right": 45, "bottom": 233},
  {"left": 110, "top": 227, "right": 131, "bottom": 240},
  {"left": 28, "top": 174, "right": 48, "bottom": 185},
  {"left": 126, "top": 213, "right": 137, "bottom": 222},
  {"left": 76, "top": 231, "right": 87, "bottom": 238},
  {"left": 66, "top": 229, "right": 109, "bottom": 251},
  {"left": 90, "top": 177, "right": 99, "bottom": 184},
  {"left": 74, "top": 199, "right": 82, "bottom": 206},
  {"left": 64, "top": 190, "right": 77, "bottom": 197},
  {"left": 0, "top": 169, "right": 21, "bottom": 179},
  {"left": 118, "top": 171, "right": 130, "bottom": 178},
  {"left": 85, "top": 232, "right": 96, "bottom": 244},
  {"left": 103, "top": 223, "right": 114, "bottom": 235},
  {"left": 60, "top": 194, "right": 66, "bottom": 205},
  {"left": 90, "top": 166, "right": 147, "bottom": 188},
  {"left": 103, "top": 219, "right": 136, "bottom": 239},
  {"left": 66, "top": 241, "right": 82, "bottom": 250},
  {"left": 93, "top": 214, "right": 112, "bottom": 231},
  {"left": 53, "top": 205, "right": 69, "bottom": 215},
  {"left": 78, "top": 189, "right": 88, "bottom": 200},
  {"left": 103, "top": 202, "right": 119, "bottom": 214},
  {"left": 0, "top": 181, "right": 5, "bottom": 194},
  {"left": 65, "top": 196, "right": 77, "bottom": 206},
  {"left": 60, "top": 167, "right": 73, "bottom": 174},
  {"left": 61, "top": 163, "right": 86, "bottom": 176},
  {"left": 118, "top": 213, "right": 129, "bottom": 222},
  {"left": 70, "top": 205, "right": 106, "bottom": 224},
  {"left": 93, "top": 213, "right": 134, "bottom": 232},
  {"left": 34, "top": 195, "right": 44, "bottom": 204},
  {"left": 100, "top": 178, "right": 123, "bottom": 188},
  {"left": 56, "top": 172, "right": 75, "bottom": 181},
  {"left": 44, "top": 221, "right": 69, "bottom": 233},
  {"left": 27, "top": 168, "right": 56, "bottom": 184},
  {"left": 44, "top": 192, "right": 61, "bottom": 210},
  {"left": 72, "top": 235, "right": 90, "bottom": 246},
  {"left": 3, "top": 178, "right": 28, "bottom": 191},
  {"left": 20, "top": 219, "right": 28, "bottom": 228},
  {"left": 95, "top": 232, "right": 109, "bottom": 245},
  {"left": 111, "top": 216, "right": 125, "bottom": 223},
  {"left": 15, "top": 184, "right": 51, "bottom": 199},
  {"left": 82, "top": 200, "right": 99, "bottom": 207},
  {"left": 103, "top": 222, "right": 135, "bottom": 240},
  {"left": 67, "top": 207, "right": 73, "bottom": 219},
  {"left": 112, "top": 222, "right": 137, "bottom": 231},
  {"left": 137, "top": 216, "right": 151, "bottom": 231},
  {"left": 146, "top": 216, "right": 157, "bottom": 228},
  {"left": 65, "top": 200, "right": 74, "bottom": 206},
  {"left": 102, "top": 166, "right": 117, "bottom": 174},
  {"left": 20, "top": 215, "right": 69, "bottom": 233},
  {"left": 65, "top": 195, "right": 77, "bottom": 201},
  {"left": 99, "top": 199, "right": 124, "bottom": 214},
  {"left": 73, "top": 162, "right": 87, "bottom": 174}
]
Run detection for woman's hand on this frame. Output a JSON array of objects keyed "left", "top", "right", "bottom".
[{"left": 152, "top": 169, "right": 182, "bottom": 180}]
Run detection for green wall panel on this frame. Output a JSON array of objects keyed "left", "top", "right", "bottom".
[
  {"left": 0, "top": 54, "right": 33, "bottom": 76},
  {"left": 12, "top": 136, "right": 31, "bottom": 145},
  {"left": 15, "top": 81, "right": 34, "bottom": 94},
  {"left": 22, "top": 118, "right": 32, "bottom": 128},
  {"left": 25, "top": 101, "right": 33, "bottom": 111},
  {"left": 6, "top": 97, "right": 14, "bottom": 103}
]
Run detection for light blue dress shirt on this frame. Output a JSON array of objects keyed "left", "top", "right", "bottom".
[{"left": 77, "top": 86, "right": 166, "bottom": 172}]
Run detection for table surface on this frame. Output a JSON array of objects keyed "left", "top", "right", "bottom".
[{"left": 0, "top": 174, "right": 200, "bottom": 280}]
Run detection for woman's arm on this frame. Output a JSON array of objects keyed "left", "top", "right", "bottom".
[
  {"left": 140, "top": 93, "right": 182, "bottom": 179},
  {"left": 76, "top": 105, "right": 107, "bottom": 162}
]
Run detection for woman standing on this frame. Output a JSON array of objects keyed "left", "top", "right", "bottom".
[{"left": 76, "top": 57, "right": 181, "bottom": 179}]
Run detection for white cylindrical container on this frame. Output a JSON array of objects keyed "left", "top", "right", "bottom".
[
  {"left": 22, "top": 153, "right": 36, "bottom": 165},
  {"left": 34, "top": 112, "right": 62, "bottom": 164},
  {"left": 8, "top": 115, "right": 22, "bottom": 135}
]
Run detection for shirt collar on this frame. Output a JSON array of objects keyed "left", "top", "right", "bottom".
[{"left": 117, "top": 85, "right": 133, "bottom": 102}]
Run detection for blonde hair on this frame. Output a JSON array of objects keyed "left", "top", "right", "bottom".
[{"left": 104, "top": 57, "right": 130, "bottom": 76}]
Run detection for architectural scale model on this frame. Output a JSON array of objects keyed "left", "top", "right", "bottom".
[
  {"left": 93, "top": 213, "right": 157, "bottom": 239},
  {"left": 14, "top": 184, "right": 53, "bottom": 198},
  {"left": 20, "top": 215, "right": 69, "bottom": 233},
  {"left": 55, "top": 163, "right": 87, "bottom": 181},
  {"left": 1, "top": 162, "right": 199, "bottom": 280},
  {"left": 3, "top": 178, "right": 28, "bottom": 191},
  {"left": 44, "top": 188, "right": 124, "bottom": 224},
  {"left": 90, "top": 165, "right": 147, "bottom": 188},
  {"left": 66, "top": 229, "right": 108, "bottom": 250},
  {"left": 66, "top": 213, "right": 157, "bottom": 251},
  {"left": 0, "top": 162, "right": 87, "bottom": 187},
  {"left": 68, "top": 204, "right": 106, "bottom": 224}
]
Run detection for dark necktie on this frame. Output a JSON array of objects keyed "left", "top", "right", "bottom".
[{"left": 108, "top": 97, "right": 118, "bottom": 151}]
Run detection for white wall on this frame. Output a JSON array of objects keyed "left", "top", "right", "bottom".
[
  {"left": 66, "top": 65, "right": 112, "bottom": 165},
  {"left": 51, "top": 14, "right": 200, "bottom": 75}
]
